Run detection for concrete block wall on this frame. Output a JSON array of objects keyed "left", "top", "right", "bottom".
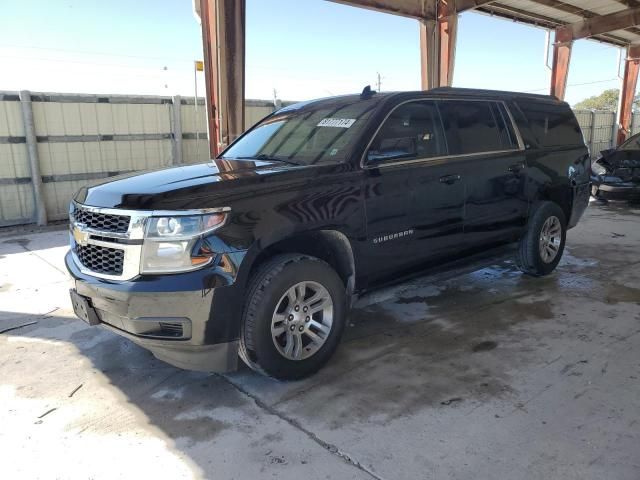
[
  {"left": 0, "top": 98, "right": 34, "bottom": 225},
  {"left": 574, "top": 109, "right": 618, "bottom": 157},
  {"left": 0, "top": 93, "right": 281, "bottom": 226}
]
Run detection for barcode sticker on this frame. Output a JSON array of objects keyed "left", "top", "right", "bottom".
[{"left": 317, "top": 118, "right": 356, "bottom": 128}]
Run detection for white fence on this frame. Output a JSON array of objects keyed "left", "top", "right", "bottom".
[
  {"left": 0, "top": 91, "right": 634, "bottom": 227},
  {"left": 0, "top": 91, "right": 276, "bottom": 226}
]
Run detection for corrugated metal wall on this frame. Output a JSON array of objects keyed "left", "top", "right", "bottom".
[
  {"left": 0, "top": 91, "right": 634, "bottom": 228},
  {"left": 573, "top": 109, "right": 618, "bottom": 158},
  {"left": 0, "top": 93, "right": 281, "bottom": 226},
  {"left": 0, "top": 99, "right": 34, "bottom": 226}
]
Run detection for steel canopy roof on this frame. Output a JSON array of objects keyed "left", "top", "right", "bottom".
[{"left": 329, "top": 0, "right": 640, "bottom": 47}]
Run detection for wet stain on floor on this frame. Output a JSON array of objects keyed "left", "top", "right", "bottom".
[
  {"left": 604, "top": 283, "right": 640, "bottom": 305},
  {"left": 2, "top": 238, "right": 31, "bottom": 248},
  {"left": 472, "top": 340, "right": 498, "bottom": 352}
]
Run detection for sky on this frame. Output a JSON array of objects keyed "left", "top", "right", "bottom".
[{"left": 0, "top": 0, "right": 627, "bottom": 107}]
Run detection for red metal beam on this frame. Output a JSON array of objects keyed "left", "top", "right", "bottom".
[
  {"left": 217, "top": 0, "right": 246, "bottom": 147},
  {"left": 617, "top": 45, "right": 640, "bottom": 144},
  {"left": 200, "top": 0, "right": 220, "bottom": 158},
  {"left": 550, "top": 29, "right": 573, "bottom": 100},
  {"left": 199, "top": 0, "right": 245, "bottom": 158},
  {"left": 420, "top": 1, "right": 458, "bottom": 89}
]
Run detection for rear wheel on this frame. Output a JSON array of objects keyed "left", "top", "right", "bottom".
[
  {"left": 516, "top": 202, "right": 567, "bottom": 276},
  {"left": 239, "top": 254, "right": 346, "bottom": 380}
]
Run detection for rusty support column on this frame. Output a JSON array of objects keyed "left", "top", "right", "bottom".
[
  {"left": 420, "top": 1, "right": 457, "bottom": 90},
  {"left": 550, "top": 29, "right": 573, "bottom": 100},
  {"left": 200, "top": 0, "right": 220, "bottom": 158},
  {"left": 199, "top": 0, "right": 245, "bottom": 158},
  {"left": 617, "top": 45, "right": 640, "bottom": 145},
  {"left": 217, "top": 0, "right": 245, "bottom": 147}
]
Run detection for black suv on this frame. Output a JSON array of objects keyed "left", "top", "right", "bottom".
[{"left": 66, "top": 87, "right": 590, "bottom": 379}]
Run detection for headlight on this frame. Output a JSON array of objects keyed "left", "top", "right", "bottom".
[
  {"left": 591, "top": 162, "right": 608, "bottom": 176},
  {"left": 141, "top": 212, "right": 227, "bottom": 274}
]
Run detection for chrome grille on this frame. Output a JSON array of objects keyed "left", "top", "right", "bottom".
[
  {"left": 73, "top": 206, "right": 130, "bottom": 233},
  {"left": 75, "top": 244, "right": 124, "bottom": 275}
]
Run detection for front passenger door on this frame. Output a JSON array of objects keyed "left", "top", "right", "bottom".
[{"left": 362, "top": 100, "right": 464, "bottom": 284}]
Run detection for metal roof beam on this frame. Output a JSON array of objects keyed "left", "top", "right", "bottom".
[
  {"left": 326, "top": 0, "right": 494, "bottom": 20},
  {"left": 557, "top": 6, "right": 640, "bottom": 42},
  {"left": 528, "top": 0, "right": 640, "bottom": 38},
  {"left": 476, "top": 3, "right": 631, "bottom": 46},
  {"left": 525, "top": 0, "right": 596, "bottom": 18},
  {"left": 327, "top": 0, "right": 437, "bottom": 19},
  {"left": 611, "top": 0, "right": 640, "bottom": 8}
]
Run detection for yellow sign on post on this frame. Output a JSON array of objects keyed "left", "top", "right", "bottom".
[{"left": 195, "top": 60, "right": 204, "bottom": 72}]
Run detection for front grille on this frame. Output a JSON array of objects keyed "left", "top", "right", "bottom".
[
  {"left": 75, "top": 244, "right": 124, "bottom": 275},
  {"left": 73, "top": 206, "right": 130, "bottom": 233}
]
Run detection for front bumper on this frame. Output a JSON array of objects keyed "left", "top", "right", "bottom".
[
  {"left": 65, "top": 251, "right": 242, "bottom": 372},
  {"left": 592, "top": 179, "right": 640, "bottom": 201}
]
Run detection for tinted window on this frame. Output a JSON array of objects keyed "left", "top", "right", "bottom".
[
  {"left": 222, "top": 99, "right": 378, "bottom": 165},
  {"left": 518, "top": 101, "right": 583, "bottom": 148},
  {"left": 438, "top": 100, "right": 511, "bottom": 155},
  {"left": 491, "top": 102, "right": 518, "bottom": 149},
  {"left": 368, "top": 101, "right": 445, "bottom": 163}
]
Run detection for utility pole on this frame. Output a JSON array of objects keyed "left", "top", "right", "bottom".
[
  {"left": 273, "top": 88, "right": 282, "bottom": 110},
  {"left": 376, "top": 72, "right": 383, "bottom": 92}
]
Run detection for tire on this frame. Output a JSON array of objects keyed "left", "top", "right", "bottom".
[
  {"left": 238, "top": 254, "right": 347, "bottom": 380},
  {"left": 516, "top": 201, "right": 567, "bottom": 277}
]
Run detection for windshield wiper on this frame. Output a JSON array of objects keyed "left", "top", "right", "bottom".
[{"left": 233, "top": 154, "right": 301, "bottom": 166}]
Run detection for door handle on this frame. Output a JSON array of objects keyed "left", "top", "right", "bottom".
[
  {"left": 508, "top": 163, "right": 525, "bottom": 173},
  {"left": 439, "top": 174, "right": 461, "bottom": 185}
]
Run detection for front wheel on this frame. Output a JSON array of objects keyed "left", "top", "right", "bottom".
[
  {"left": 516, "top": 202, "right": 567, "bottom": 277},
  {"left": 239, "top": 254, "right": 346, "bottom": 380}
]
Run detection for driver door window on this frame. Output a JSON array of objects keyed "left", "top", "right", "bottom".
[{"left": 367, "top": 101, "right": 446, "bottom": 164}]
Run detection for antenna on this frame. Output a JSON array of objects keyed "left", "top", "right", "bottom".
[{"left": 360, "top": 85, "right": 377, "bottom": 100}]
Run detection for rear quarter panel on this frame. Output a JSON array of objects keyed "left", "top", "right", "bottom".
[{"left": 510, "top": 99, "right": 590, "bottom": 227}]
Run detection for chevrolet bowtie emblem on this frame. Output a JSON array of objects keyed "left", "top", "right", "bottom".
[{"left": 72, "top": 223, "right": 90, "bottom": 246}]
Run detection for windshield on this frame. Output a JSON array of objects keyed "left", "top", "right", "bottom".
[
  {"left": 221, "top": 99, "right": 379, "bottom": 165},
  {"left": 619, "top": 133, "right": 640, "bottom": 151}
]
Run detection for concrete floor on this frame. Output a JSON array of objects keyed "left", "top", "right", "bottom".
[{"left": 1, "top": 202, "right": 639, "bottom": 480}]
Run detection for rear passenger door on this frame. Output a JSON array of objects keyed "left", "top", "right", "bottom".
[{"left": 438, "top": 100, "right": 528, "bottom": 246}]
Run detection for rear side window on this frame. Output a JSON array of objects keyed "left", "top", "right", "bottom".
[
  {"left": 367, "top": 100, "right": 446, "bottom": 163},
  {"left": 438, "top": 100, "right": 516, "bottom": 155},
  {"left": 518, "top": 101, "right": 583, "bottom": 148}
]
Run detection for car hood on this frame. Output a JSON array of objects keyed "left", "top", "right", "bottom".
[
  {"left": 598, "top": 149, "right": 640, "bottom": 168},
  {"left": 74, "top": 159, "right": 307, "bottom": 210}
]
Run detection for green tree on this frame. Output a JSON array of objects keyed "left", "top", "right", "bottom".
[
  {"left": 574, "top": 89, "right": 620, "bottom": 110},
  {"left": 573, "top": 88, "right": 640, "bottom": 111}
]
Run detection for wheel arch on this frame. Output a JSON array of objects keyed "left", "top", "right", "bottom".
[
  {"left": 536, "top": 184, "right": 572, "bottom": 223},
  {"left": 241, "top": 229, "right": 357, "bottom": 300}
]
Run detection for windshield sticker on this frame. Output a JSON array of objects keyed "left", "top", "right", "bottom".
[{"left": 317, "top": 118, "right": 356, "bottom": 128}]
